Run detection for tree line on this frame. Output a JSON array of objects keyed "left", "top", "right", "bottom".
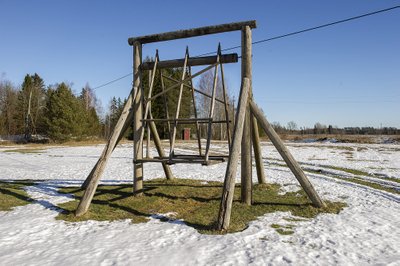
[
  {"left": 0, "top": 67, "right": 235, "bottom": 142},
  {"left": 270, "top": 121, "right": 399, "bottom": 135},
  {"left": 0, "top": 74, "right": 102, "bottom": 142}
]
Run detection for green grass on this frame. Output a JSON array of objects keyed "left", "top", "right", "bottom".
[
  {"left": 271, "top": 224, "right": 295, "bottom": 235},
  {"left": 0, "top": 181, "right": 35, "bottom": 211},
  {"left": 57, "top": 179, "right": 345, "bottom": 234},
  {"left": 325, "top": 166, "right": 400, "bottom": 184},
  {"left": 305, "top": 169, "right": 400, "bottom": 195},
  {"left": 270, "top": 161, "right": 400, "bottom": 188}
]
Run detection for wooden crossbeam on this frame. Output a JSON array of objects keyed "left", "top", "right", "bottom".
[
  {"left": 141, "top": 53, "right": 238, "bottom": 70},
  {"left": 128, "top": 20, "right": 256, "bottom": 45},
  {"left": 141, "top": 118, "right": 230, "bottom": 124}
]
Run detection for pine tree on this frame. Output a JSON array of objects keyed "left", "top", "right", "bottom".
[
  {"left": 43, "top": 83, "right": 83, "bottom": 141},
  {"left": 14, "top": 73, "right": 46, "bottom": 137},
  {"left": 142, "top": 65, "right": 194, "bottom": 139},
  {"left": 0, "top": 80, "right": 18, "bottom": 136}
]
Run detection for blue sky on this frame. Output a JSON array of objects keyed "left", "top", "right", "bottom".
[{"left": 1, "top": 0, "right": 399, "bottom": 128}]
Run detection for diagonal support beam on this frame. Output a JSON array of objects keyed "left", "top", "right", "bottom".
[
  {"left": 249, "top": 100, "right": 326, "bottom": 208},
  {"left": 217, "top": 78, "right": 250, "bottom": 231},
  {"left": 169, "top": 48, "right": 189, "bottom": 160},
  {"left": 76, "top": 89, "right": 136, "bottom": 216}
]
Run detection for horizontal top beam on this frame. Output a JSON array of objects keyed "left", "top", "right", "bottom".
[
  {"left": 140, "top": 53, "right": 238, "bottom": 70},
  {"left": 128, "top": 20, "right": 256, "bottom": 45}
]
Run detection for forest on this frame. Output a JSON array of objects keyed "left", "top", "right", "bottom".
[{"left": 0, "top": 68, "right": 236, "bottom": 142}]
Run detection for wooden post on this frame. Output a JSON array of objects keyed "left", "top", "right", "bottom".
[
  {"left": 249, "top": 101, "right": 326, "bottom": 208},
  {"left": 133, "top": 42, "right": 144, "bottom": 196},
  {"left": 241, "top": 26, "right": 252, "bottom": 205},
  {"left": 251, "top": 115, "right": 266, "bottom": 184},
  {"left": 76, "top": 91, "right": 135, "bottom": 216},
  {"left": 217, "top": 78, "right": 250, "bottom": 231}
]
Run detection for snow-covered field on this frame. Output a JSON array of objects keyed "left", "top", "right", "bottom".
[{"left": 1, "top": 141, "right": 399, "bottom": 265}]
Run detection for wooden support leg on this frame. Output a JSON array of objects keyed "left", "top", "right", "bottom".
[
  {"left": 81, "top": 108, "right": 134, "bottom": 189},
  {"left": 251, "top": 114, "right": 266, "bottom": 184},
  {"left": 241, "top": 105, "right": 252, "bottom": 205},
  {"left": 76, "top": 92, "right": 135, "bottom": 216},
  {"left": 217, "top": 78, "right": 250, "bottom": 231},
  {"left": 249, "top": 101, "right": 326, "bottom": 208},
  {"left": 148, "top": 113, "right": 174, "bottom": 180}
]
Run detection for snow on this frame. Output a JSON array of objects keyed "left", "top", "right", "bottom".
[{"left": 1, "top": 142, "right": 400, "bottom": 265}]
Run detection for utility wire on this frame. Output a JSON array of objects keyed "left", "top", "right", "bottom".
[
  {"left": 93, "top": 73, "right": 132, "bottom": 90},
  {"left": 92, "top": 5, "right": 400, "bottom": 90},
  {"left": 198, "top": 5, "right": 400, "bottom": 56}
]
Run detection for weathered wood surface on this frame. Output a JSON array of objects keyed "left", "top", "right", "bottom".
[
  {"left": 141, "top": 53, "right": 238, "bottom": 70},
  {"left": 251, "top": 115, "right": 266, "bottom": 184},
  {"left": 136, "top": 54, "right": 158, "bottom": 159},
  {"left": 141, "top": 118, "right": 229, "bottom": 123},
  {"left": 169, "top": 50, "right": 189, "bottom": 161},
  {"left": 133, "top": 43, "right": 144, "bottom": 196},
  {"left": 76, "top": 89, "right": 135, "bottom": 216},
  {"left": 159, "top": 69, "right": 171, "bottom": 143},
  {"left": 240, "top": 26, "right": 252, "bottom": 205},
  {"left": 188, "top": 65, "right": 202, "bottom": 156},
  {"left": 204, "top": 51, "right": 219, "bottom": 162},
  {"left": 81, "top": 107, "right": 134, "bottom": 189},
  {"left": 128, "top": 20, "right": 256, "bottom": 45},
  {"left": 220, "top": 57, "right": 232, "bottom": 149},
  {"left": 217, "top": 78, "right": 250, "bottom": 231},
  {"left": 249, "top": 100, "right": 326, "bottom": 208},
  {"left": 162, "top": 75, "right": 228, "bottom": 105},
  {"left": 148, "top": 112, "right": 174, "bottom": 180}
]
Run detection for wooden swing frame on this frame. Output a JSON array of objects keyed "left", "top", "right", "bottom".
[{"left": 75, "top": 20, "right": 325, "bottom": 232}]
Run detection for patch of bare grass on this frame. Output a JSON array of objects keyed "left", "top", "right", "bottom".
[
  {"left": 0, "top": 180, "right": 35, "bottom": 211},
  {"left": 57, "top": 179, "right": 345, "bottom": 234}
]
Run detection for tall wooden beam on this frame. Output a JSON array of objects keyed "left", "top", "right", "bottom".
[
  {"left": 249, "top": 101, "right": 326, "bottom": 208},
  {"left": 128, "top": 20, "right": 256, "bottom": 45},
  {"left": 217, "top": 78, "right": 250, "bottom": 231},
  {"left": 133, "top": 42, "right": 144, "bottom": 196},
  {"left": 241, "top": 26, "right": 252, "bottom": 205}
]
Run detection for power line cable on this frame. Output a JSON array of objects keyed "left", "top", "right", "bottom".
[
  {"left": 92, "top": 5, "right": 400, "bottom": 90},
  {"left": 93, "top": 73, "right": 132, "bottom": 90},
  {"left": 198, "top": 5, "right": 400, "bottom": 56}
]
